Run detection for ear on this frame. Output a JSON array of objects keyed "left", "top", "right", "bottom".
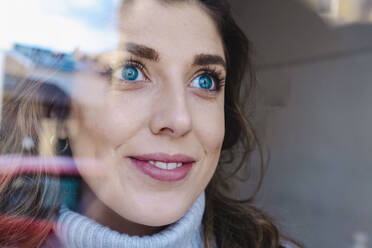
[{"left": 49, "top": 106, "right": 69, "bottom": 140}]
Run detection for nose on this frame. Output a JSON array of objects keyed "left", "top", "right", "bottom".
[{"left": 149, "top": 82, "right": 192, "bottom": 137}]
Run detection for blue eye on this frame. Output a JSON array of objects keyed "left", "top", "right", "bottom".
[
  {"left": 190, "top": 75, "right": 215, "bottom": 90},
  {"left": 122, "top": 66, "right": 139, "bottom": 81},
  {"left": 112, "top": 63, "right": 148, "bottom": 82}
]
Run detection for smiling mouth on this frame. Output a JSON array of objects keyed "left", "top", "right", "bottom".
[{"left": 128, "top": 153, "right": 195, "bottom": 182}]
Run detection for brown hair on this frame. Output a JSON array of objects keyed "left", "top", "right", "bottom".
[
  {"left": 0, "top": 0, "right": 303, "bottom": 247},
  {"left": 0, "top": 79, "right": 70, "bottom": 247},
  {"left": 192, "top": 0, "right": 302, "bottom": 247}
]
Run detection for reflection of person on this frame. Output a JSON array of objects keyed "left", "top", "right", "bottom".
[{"left": 0, "top": 0, "right": 301, "bottom": 247}]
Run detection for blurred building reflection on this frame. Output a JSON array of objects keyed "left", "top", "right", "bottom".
[
  {"left": 2, "top": 43, "right": 75, "bottom": 96},
  {"left": 1, "top": 44, "right": 75, "bottom": 156}
]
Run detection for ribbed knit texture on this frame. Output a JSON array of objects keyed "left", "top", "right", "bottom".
[{"left": 51, "top": 192, "right": 205, "bottom": 248}]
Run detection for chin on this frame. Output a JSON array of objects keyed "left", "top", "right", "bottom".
[{"left": 126, "top": 202, "right": 190, "bottom": 227}]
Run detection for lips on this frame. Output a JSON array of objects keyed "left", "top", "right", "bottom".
[
  {"left": 128, "top": 153, "right": 195, "bottom": 182},
  {"left": 129, "top": 153, "right": 195, "bottom": 163}
]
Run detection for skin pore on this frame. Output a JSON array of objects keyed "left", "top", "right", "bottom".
[{"left": 67, "top": 0, "right": 226, "bottom": 236}]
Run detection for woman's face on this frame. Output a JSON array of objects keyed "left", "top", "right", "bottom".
[{"left": 68, "top": 0, "right": 226, "bottom": 230}]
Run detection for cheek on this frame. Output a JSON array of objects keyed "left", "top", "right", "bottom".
[
  {"left": 192, "top": 98, "right": 225, "bottom": 157},
  {"left": 69, "top": 91, "right": 154, "bottom": 204},
  {"left": 189, "top": 97, "right": 224, "bottom": 198},
  {"left": 71, "top": 91, "right": 152, "bottom": 149}
]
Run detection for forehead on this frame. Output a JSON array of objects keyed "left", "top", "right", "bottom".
[{"left": 118, "top": 0, "right": 224, "bottom": 60}]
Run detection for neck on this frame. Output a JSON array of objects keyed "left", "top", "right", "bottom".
[
  {"left": 52, "top": 191, "right": 206, "bottom": 248},
  {"left": 79, "top": 182, "right": 165, "bottom": 236}
]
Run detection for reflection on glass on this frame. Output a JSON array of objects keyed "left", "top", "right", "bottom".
[{"left": 0, "top": 1, "right": 303, "bottom": 248}]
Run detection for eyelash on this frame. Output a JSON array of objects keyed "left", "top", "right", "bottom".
[
  {"left": 111, "top": 58, "right": 226, "bottom": 92},
  {"left": 125, "top": 59, "right": 146, "bottom": 74},
  {"left": 194, "top": 66, "right": 226, "bottom": 92},
  {"left": 105, "top": 57, "right": 147, "bottom": 81}
]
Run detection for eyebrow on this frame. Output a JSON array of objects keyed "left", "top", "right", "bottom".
[
  {"left": 125, "top": 42, "right": 160, "bottom": 62},
  {"left": 193, "top": 54, "right": 226, "bottom": 69},
  {"left": 124, "top": 42, "right": 226, "bottom": 68}
]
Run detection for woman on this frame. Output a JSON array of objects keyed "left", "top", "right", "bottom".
[{"left": 0, "top": 0, "right": 301, "bottom": 247}]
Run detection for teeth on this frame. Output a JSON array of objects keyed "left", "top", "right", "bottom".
[
  {"left": 149, "top": 161, "right": 183, "bottom": 170},
  {"left": 167, "top": 163, "right": 177, "bottom": 170}
]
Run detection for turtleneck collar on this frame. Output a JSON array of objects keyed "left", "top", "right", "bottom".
[{"left": 52, "top": 192, "right": 205, "bottom": 248}]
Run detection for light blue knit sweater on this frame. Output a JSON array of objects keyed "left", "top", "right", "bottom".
[{"left": 44, "top": 192, "right": 205, "bottom": 248}]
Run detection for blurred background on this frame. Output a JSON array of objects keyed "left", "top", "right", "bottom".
[
  {"left": 228, "top": 0, "right": 372, "bottom": 247},
  {"left": 0, "top": 0, "right": 371, "bottom": 247}
]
